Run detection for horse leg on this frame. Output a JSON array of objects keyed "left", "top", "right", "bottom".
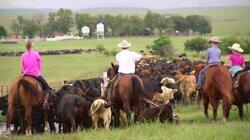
[
  {"left": 70, "top": 118, "right": 76, "bottom": 132},
  {"left": 24, "top": 107, "right": 32, "bottom": 136},
  {"left": 203, "top": 97, "right": 209, "bottom": 119},
  {"left": 222, "top": 99, "right": 231, "bottom": 122},
  {"left": 134, "top": 106, "right": 140, "bottom": 123},
  {"left": 238, "top": 104, "right": 244, "bottom": 120},
  {"left": 211, "top": 100, "right": 219, "bottom": 120},
  {"left": 123, "top": 101, "right": 131, "bottom": 126},
  {"left": 6, "top": 104, "right": 14, "bottom": 134},
  {"left": 112, "top": 107, "right": 121, "bottom": 127}
]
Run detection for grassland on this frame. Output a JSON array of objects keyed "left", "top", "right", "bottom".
[
  {"left": 1, "top": 104, "right": 249, "bottom": 140},
  {"left": 0, "top": 36, "right": 193, "bottom": 84}
]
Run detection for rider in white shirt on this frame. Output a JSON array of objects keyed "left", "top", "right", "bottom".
[{"left": 106, "top": 40, "right": 154, "bottom": 106}]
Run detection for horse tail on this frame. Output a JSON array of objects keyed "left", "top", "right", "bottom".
[
  {"left": 18, "top": 79, "right": 41, "bottom": 97},
  {"left": 131, "top": 76, "right": 149, "bottom": 99}
]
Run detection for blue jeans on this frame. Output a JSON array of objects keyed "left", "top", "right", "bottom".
[{"left": 229, "top": 65, "right": 243, "bottom": 77}]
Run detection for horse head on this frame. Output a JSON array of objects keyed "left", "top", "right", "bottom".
[
  {"left": 194, "top": 63, "right": 205, "bottom": 80},
  {"left": 107, "top": 63, "right": 119, "bottom": 79}
]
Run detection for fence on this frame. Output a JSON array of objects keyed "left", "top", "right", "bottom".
[{"left": 0, "top": 67, "right": 109, "bottom": 97}]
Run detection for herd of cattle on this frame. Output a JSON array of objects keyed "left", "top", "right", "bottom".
[{"left": 1, "top": 57, "right": 248, "bottom": 135}]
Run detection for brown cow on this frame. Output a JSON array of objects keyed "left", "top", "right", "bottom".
[
  {"left": 174, "top": 70, "right": 197, "bottom": 104},
  {"left": 138, "top": 103, "right": 173, "bottom": 123}
]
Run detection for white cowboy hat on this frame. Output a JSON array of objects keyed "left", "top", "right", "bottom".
[
  {"left": 228, "top": 43, "right": 244, "bottom": 53},
  {"left": 118, "top": 40, "right": 131, "bottom": 48},
  {"left": 209, "top": 36, "right": 222, "bottom": 44}
]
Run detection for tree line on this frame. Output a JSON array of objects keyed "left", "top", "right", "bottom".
[{"left": 3, "top": 8, "right": 212, "bottom": 38}]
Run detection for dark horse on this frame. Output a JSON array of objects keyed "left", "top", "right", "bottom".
[
  {"left": 233, "top": 70, "right": 250, "bottom": 120},
  {"left": 194, "top": 64, "right": 233, "bottom": 122},
  {"left": 106, "top": 63, "right": 149, "bottom": 126},
  {"left": 6, "top": 76, "right": 44, "bottom": 135}
]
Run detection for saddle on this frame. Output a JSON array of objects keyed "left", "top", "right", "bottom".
[
  {"left": 22, "top": 75, "right": 43, "bottom": 91},
  {"left": 232, "top": 70, "right": 249, "bottom": 88},
  {"left": 208, "top": 63, "right": 220, "bottom": 68}
]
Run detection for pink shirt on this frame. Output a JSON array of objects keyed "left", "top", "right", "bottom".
[
  {"left": 229, "top": 53, "right": 245, "bottom": 66},
  {"left": 21, "top": 50, "right": 41, "bottom": 77}
]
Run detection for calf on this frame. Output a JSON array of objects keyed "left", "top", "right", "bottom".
[
  {"left": 152, "top": 86, "right": 177, "bottom": 105},
  {"left": 57, "top": 94, "right": 90, "bottom": 133},
  {"left": 138, "top": 103, "right": 173, "bottom": 123},
  {"left": 174, "top": 70, "right": 197, "bottom": 104},
  {"left": 90, "top": 99, "right": 111, "bottom": 130}
]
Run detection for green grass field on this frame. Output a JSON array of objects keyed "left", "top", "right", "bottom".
[
  {"left": 0, "top": 36, "right": 194, "bottom": 84},
  {"left": 1, "top": 36, "right": 250, "bottom": 84},
  {"left": 1, "top": 104, "right": 249, "bottom": 140}
]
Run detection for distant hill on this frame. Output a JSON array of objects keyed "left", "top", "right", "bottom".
[
  {"left": 0, "top": 8, "right": 56, "bottom": 14},
  {"left": 77, "top": 7, "right": 150, "bottom": 14}
]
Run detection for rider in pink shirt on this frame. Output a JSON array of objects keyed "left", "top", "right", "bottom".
[
  {"left": 21, "top": 48, "right": 41, "bottom": 77},
  {"left": 21, "top": 40, "right": 51, "bottom": 109}
]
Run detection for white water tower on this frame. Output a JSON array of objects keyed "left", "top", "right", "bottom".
[
  {"left": 82, "top": 26, "right": 90, "bottom": 37},
  {"left": 96, "top": 23, "right": 104, "bottom": 39}
]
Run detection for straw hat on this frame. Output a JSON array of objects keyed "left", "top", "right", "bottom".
[
  {"left": 118, "top": 40, "right": 131, "bottom": 48},
  {"left": 228, "top": 43, "right": 244, "bottom": 53},
  {"left": 209, "top": 36, "right": 222, "bottom": 44}
]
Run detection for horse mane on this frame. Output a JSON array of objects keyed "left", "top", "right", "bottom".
[{"left": 18, "top": 79, "right": 41, "bottom": 96}]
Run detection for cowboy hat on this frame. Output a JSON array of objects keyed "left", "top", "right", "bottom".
[
  {"left": 118, "top": 40, "right": 131, "bottom": 48},
  {"left": 209, "top": 36, "right": 222, "bottom": 44},
  {"left": 228, "top": 43, "right": 244, "bottom": 53}
]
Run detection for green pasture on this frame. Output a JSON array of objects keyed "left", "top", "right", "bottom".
[
  {"left": 1, "top": 104, "right": 249, "bottom": 140},
  {"left": 0, "top": 36, "right": 191, "bottom": 84},
  {"left": 1, "top": 36, "right": 250, "bottom": 84}
]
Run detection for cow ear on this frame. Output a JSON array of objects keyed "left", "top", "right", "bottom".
[{"left": 111, "top": 63, "right": 115, "bottom": 68}]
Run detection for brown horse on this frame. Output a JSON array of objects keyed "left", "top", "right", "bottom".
[
  {"left": 6, "top": 76, "right": 44, "bottom": 135},
  {"left": 233, "top": 71, "right": 250, "bottom": 120},
  {"left": 106, "top": 63, "right": 150, "bottom": 126},
  {"left": 194, "top": 64, "right": 233, "bottom": 121}
]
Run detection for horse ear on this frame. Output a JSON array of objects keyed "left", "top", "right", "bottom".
[{"left": 111, "top": 63, "right": 115, "bottom": 68}]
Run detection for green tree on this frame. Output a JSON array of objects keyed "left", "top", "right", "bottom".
[
  {"left": 22, "top": 18, "right": 39, "bottom": 38},
  {"left": 17, "top": 16, "right": 24, "bottom": 34},
  {"left": 43, "top": 12, "right": 57, "bottom": 36},
  {"left": 169, "top": 16, "right": 187, "bottom": 33},
  {"left": 56, "top": 8, "right": 73, "bottom": 34},
  {"left": 11, "top": 19, "right": 20, "bottom": 34},
  {"left": 220, "top": 36, "right": 250, "bottom": 54},
  {"left": 144, "top": 11, "right": 172, "bottom": 35},
  {"left": 75, "top": 13, "right": 96, "bottom": 36},
  {"left": 129, "top": 15, "right": 144, "bottom": 35},
  {"left": 186, "top": 15, "right": 212, "bottom": 35},
  {"left": 0, "top": 25, "right": 7, "bottom": 37},
  {"left": 184, "top": 37, "right": 208, "bottom": 54},
  {"left": 149, "top": 36, "right": 174, "bottom": 57}
]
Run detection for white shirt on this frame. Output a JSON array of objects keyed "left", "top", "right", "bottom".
[{"left": 116, "top": 50, "right": 142, "bottom": 74}]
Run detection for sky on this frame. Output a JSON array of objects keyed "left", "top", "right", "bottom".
[{"left": 1, "top": 0, "right": 250, "bottom": 10}]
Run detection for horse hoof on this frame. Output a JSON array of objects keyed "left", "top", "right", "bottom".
[
  {"left": 222, "top": 118, "right": 227, "bottom": 123},
  {"left": 5, "top": 129, "right": 11, "bottom": 135}
]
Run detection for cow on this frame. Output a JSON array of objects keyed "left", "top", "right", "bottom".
[
  {"left": 57, "top": 94, "right": 91, "bottom": 133},
  {"left": 174, "top": 70, "right": 197, "bottom": 104},
  {"left": 90, "top": 99, "right": 111, "bottom": 130},
  {"left": 138, "top": 103, "right": 173, "bottom": 123},
  {"left": 152, "top": 86, "right": 177, "bottom": 105}
]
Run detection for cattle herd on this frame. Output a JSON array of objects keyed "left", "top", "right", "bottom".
[{"left": 0, "top": 57, "right": 249, "bottom": 135}]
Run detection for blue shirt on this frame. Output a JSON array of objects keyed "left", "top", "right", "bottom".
[{"left": 206, "top": 47, "right": 221, "bottom": 64}]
